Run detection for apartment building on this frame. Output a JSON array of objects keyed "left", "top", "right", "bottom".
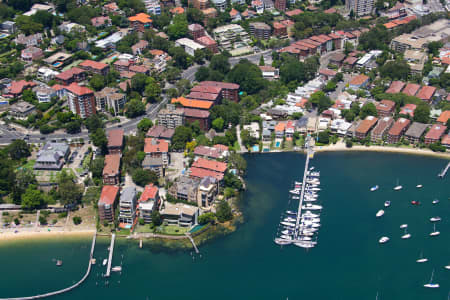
[
  {"left": 98, "top": 185, "right": 120, "bottom": 222},
  {"left": 157, "top": 104, "right": 185, "bottom": 129},
  {"left": 65, "top": 83, "right": 96, "bottom": 119},
  {"left": 118, "top": 186, "right": 137, "bottom": 226}
]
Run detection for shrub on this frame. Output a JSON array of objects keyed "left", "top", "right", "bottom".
[
  {"left": 72, "top": 216, "right": 82, "bottom": 225},
  {"left": 39, "top": 215, "right": 47, "bottom": 225},
  {"left": 14, "top": 218, "right": 20, "bottom": 225},
  {"left": 346, "top": 139, "right": 353, "bottom": 148}
]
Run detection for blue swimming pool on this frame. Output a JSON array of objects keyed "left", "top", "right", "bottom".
[
  {"left": 0, "top": 33, "right": 8, "bottom": 39},
  {"left": 252, "top": 145, "right": 259, "bottom": 152},
  {"left": 275, "top": 141, "right": 281, "bottom": 147}
]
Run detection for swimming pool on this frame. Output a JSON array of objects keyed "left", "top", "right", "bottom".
[
  {"left": 252, "top": 145, "right": 259, "bottom": 152},
  {"left": 52, "top": 62, "right": 62, "bottom": 67},
  {"left": 0, "top": 33, "right": 8, "bottom": 39},
  {"left": 275, "top": 141, "right": 281, "bottom": 147}
]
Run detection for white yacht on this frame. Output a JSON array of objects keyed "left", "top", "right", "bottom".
[
  {"left": 430, "top": 217, "right": 441, "bottom": 222},
  {"left": 281, "top": 221, "right": 296, "bottom": 227},
  {"left": 416, "top": 251, "right": 428, "bottom": 263},
  {"left": 445, "top": 265, "right": 450, "bottom": 270},
  {"left": 370, "top": 185, "right": 379, "bottom": 192},
  {"left": 304, "top": 198, "right": 317, "bottom": 202},
  {"left": 274, "top": 238, "right": 293, "bottom": 245},
  {"left": 384, "top": 201, "right": 391, "bottom": 207},
  {"left": 423, "top": 269, "right": 439, "bottom": 288},
  {"left": 102, "top": 259, "right": 108, "bottom": 266},
  {"left": 289, "top": 189, "right": 300, "bottom": 195},
  {"left": 430, "top": 224, "right": 440, "bottom": 236},
  {"left": 393, "top": 179, "right": 402, "bottom": 191},
  {"left": 286, "top": 210, "right": 297, "bottom": 215},
  {"left": 283, "top": 217, "right": 296, "bottom": 222},
  {"left": 302, "top": 204, "right": 322, "bottom": 210},
  {"left": 280, "top": 234, "right": 293, "bottom": 240},
  {"left": 292, "top": 196, "right": 300, "bottom": 200},
  {"left": 376, "top": 210, "right": 385, "bottom": 218},
  {"left": 303, "top": 211, "right": 319, "bottom": 217},
  {"left": 432, "top": 199, "right": 439, "bottom": 205},
  {"left": 416, "top": 184, "right": 423, "bottom": 188},
  {"left": 400, "top": 224, "right": 408, "bottom": 229},
  {"left": 401, "top": 228, "right": 411, "bottom": 239},
  {"left": 281, "top": 230, "right": 293, "bottom": 235},
  {"left": 379, "top": 237, "right": 389, "bottom": 244}
]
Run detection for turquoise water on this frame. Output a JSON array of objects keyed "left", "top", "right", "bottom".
[
  {"left": 0, "top": 152, "right": 448, "bottom": 299},
  {"left": 276, "top": 141, "right": 281, "bottom": 147}
]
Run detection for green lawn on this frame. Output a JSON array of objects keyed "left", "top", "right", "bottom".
[
  {"left": 233, "top": 141, "right": 241, "bottom": 151},
  {"left": 156, "top": 225, "right": 189, "bottom": 235},
  {"left": 21, "top": 159, "right": 36, "bottom": 170}
]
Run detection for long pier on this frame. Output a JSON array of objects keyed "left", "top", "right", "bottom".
[
  {"left": 438, "top": 161, "right": 450, "bottom": 178},
  {"left": 185, "top": 233, "right": 199, "bottom": 254},
  {"left": 0, "top": 232, "right": 96, "bottom": 300},
  {"left": 105, "top": 233, "right": 115, "bottom": 277}
]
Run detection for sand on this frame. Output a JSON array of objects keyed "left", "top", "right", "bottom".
[{"left": 0, "top": 228, "right": 95, "bottom": 242}]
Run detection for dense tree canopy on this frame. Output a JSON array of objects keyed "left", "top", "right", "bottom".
[{"left": 227, "top": 60, "right": 265, "bottom": 94}]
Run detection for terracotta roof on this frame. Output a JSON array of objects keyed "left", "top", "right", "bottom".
[
  {"left": 192, "top": 157, "right": 227, "bottom": 173},
  {"left": 285, "top": 9, "right": 303, "bottom": 16},
  {"left": 191, "top": 85, "right": 222, "bottom": 94},
  {"left": 273, "top": 22, "right": 286, "bottom": 29},
  {"left": 103, "top": 154, "right": 121, "bottom": 176},
  {"left": 416, "top": 86, "right": 436, "bottom": 101},
  {"left": 9, "top": 80, "right": 36, "bottom": 95},
  {"left": 385, "top": 81, "right": 405, "bottom": 94},
  {"left": 349, "top": 74, "right": 369, "bottom": 86},
  {"left": 437, "top": 110, "right": 450, "bottom": 124},
  {"left": 230, "top": 8, "right": 239, "bottom": 17},
  {"left": 441, "top": 134, "right": 450, "bottom": 145},
  {"left": 170, "top": 6, "right": 184, "bottom": 14},
  {"left": 344, "top": 56, "right": 358, "bottom": 65},
  {"left": 372, "top": 117, "right": 393, "bottom": 136},
  {"left": 183, "top": 108, "right": 210, "bottom": 118},
  {"left": 376, "top": 100, "right": 396, "bottom": 113},
  {"left": 356, "top": 116, "right": 378, "bottom": 134},
  {"left": 280, "top": 20, "right": 294, "bottom": 27},
  {"left": 56, "top": 67, "right": 85, "bottom": 81},
  {"left": 388, "top": 118, "right": 410, "bottom": 136},
  {"left": 51, "top": 84, "right": 65, "bottom": 91},
  {"left": 129, "top": 65, "right": 149, "bottom": 73},
  {"left": 107, "top": 129, "right": 124, "bottom": 148},
  {"left": 146, "top": 125, "right": 174, "bottom": 139},
  {"left": 99, "top": 185, "right": 119, "bottom": 205},
  {"left": 149, "top": 49, "right": 165, "bottom": 56},
  {"left": 323, "top": 8, "right": 336, "bottom": 13},
  {"left": 194, "top": 145, "right": 226, "bottom": 158},
  {"left": 399, "top": 103, "right": 417, "bottom": 117},
  {"left": 79, "top": 59, "right": 108, "bottom": 71},
  {"left": 384, "top": 22, "right": 398, "bottom": 29},
  {"left": 319, "top": 69, "right": 337, "bottom": 77},
  {"left": 189, "top": 167, "right": 224, "bottom": 181},
  {"left": 144, "top": 138, "right": 169, "bottom": 153},
  {"left": 187, "top": 91, "right": 220, "bottom": 101},
  {"left": 139, "top": 184, "right": 158, "bottom": 202},
  {"left": 200, "top": 81, "right": 239, "bottom": 90},
  {"left": 402, "top": 83, "right": 420, "bottom": 96},
  {"left": 65, "top": 82, "right": 93, "bottom": 96},
  {"left": 327, "top": 33, "right": 341, "bottom": 39},
  {"left": 128, "top": 13, "right": 152, "bottom": 23},
  {"left": 195, "top": 35, "right": 217, "bottom": 46},
  {"left": 425, "top": 124, "right": 447, "bottom": 140},
  {"left": 275, "top": 122, "right": 286, "bottom": 132},
  {"left": 171, "top": 97, "right": 213, "bottom": 110}
]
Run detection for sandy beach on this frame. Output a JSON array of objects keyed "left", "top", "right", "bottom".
[
  {"left": 314, "top": 141, "right": 450, "bottom": 159},
  {"left": 0, "top": 228, "right": 95, "bottom": 242}
]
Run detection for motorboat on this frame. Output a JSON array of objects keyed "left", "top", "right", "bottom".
[
  {"left": 56, "top": 260, "right": 63, "bottom": 266},
  {"left": 303, "top": 211, "right": 319, "bottom": 217},
  {"left": 416, "top": 184, "right": 423, "bottom": 188},
  {"left": 299, "top": 231, "right": 315, "bottom": 236},
  {"left": 379, "top": 236, "right": 389, "bottom": 244},
  {"left": 274, "top": 238, "right": 293, "bottom": 245},
  {"left": 302, "top": 204, "right": 322, "bottom": 210},
  {"left": 393, "top": 179, "right": 402, "bottom": 191},
  {"left": 102, "top": 259, "right": 108, "bottom": 266},
  {"left": 423, "top": 269, "right": 439, "bottom": 288},
  {"left": 301, "top": 223, "right": 320, "bottom": 229},
  {"left": 292, "top": 196, "right": 300, "bottom": 200},
  {"left": 281, "top": 230, "right": 294, "bottom": 235},
  {"left": 306, "top": 187, "right": 321, "bottom": 191},
  {"left": 384, "top": 201, "right": 391, "bottom": 207},
  {"left": 445, "top": 265, "right": 450, "bottom": 270},
  {"left": 111, "top": 266, "right": 122, "bottom": 272},
  {"left": 295, "top": 181, "right": 303, "bottom": 185},
  {"left": 429, "top": 224, "right": 440, "bottom": 237},
  {"left": 294, "top": 241, "right": 317, "bottom": 249},
  {"left": 286, "top": 210, "right": 297, "bottom": 215},
  {"left": 411, "top": 200, "right": 420, "bottom": 205},
  {"left": 304, "top": 198, "right": 317, "bottom": 202},
  {"left": 416, "top": 252, "right": 428, "bottom": 263},
  {"left": 283, "top": 217, "right": 296, "bottom": 222},
  {"left": 370, "top": 185, "right": 379, "bottom": 192},
  {"left": 432, "top": 199, "right": 439, "bottom": 205},
  {"left": 400, "top": 224, "right": 408, "bottom": 229},
  {"left": 401, "top": 228, "right": 411, "bottom": 239},
  {"left": 376, "top": 210, "right": 385, "bottom": 218},
  {"left": 280, "top": 221, "right": 296, "bottom": 227},
  {"left": 302, "top": 217, "right": 320, "bottom": 222},
  {"left": 430, "top": 217, "right": 441, "bottom": 222},
  {"left": 280, "top": 234, "right": 293, "bottom": 240},
  {"left": 289, "top": 189, "right": 300, "bottom": 195}
]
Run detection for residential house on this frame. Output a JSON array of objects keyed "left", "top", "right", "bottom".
[
  {"left": 37, "top": 67, "right": 59, "bottom": 82},
  {"left": 55, "top": 67, "right": 86, "bottom": 85},
  {"left": 128, "top": 13, "right": 152, "bottom": 32},
  {"left": 131, "top": 40, "right": 149, "bottom": 55},
  {"left": 436, "top": 110, "right": 450, "bottom": 125},
  {"left": 98, "top": 185, "right": 120, "bottom": 222},
  {"left": 146, "top": 125, "right": 175, "bottom": 142},
  {"left": 249, "top": 22, "right": 271, "bottom": 39},
  {"left": 138, "top": 184, "right": 160, "bottom": 223},
  {"left": 273, "top": 22, "right": 287, "bottom": 38},
  {"left": 103, "top": 154, "right": 121, "bottom": 185},
  {"left": 21, "top": 46, "right": 43, "bottom": 62},
  {"left": 201, "top": 8, "right": 217, "bottom": 26},
  {"left": 1, "top": 21, "right": 17, "bottom": 34},
  {"left": 58, "top": 22, "right": 85, "bottom": 33},
  {"left": 319, "top": 69, "right": 337, "bottom": 81},
  {"left": 212, "top": 0, "right": 227, "bottom": 11},
  {"left": 168, "top": 176, "right": 200, "bottom": 203},
  {"left": 274, "top": 122, "right": 285, "bottom": 139},
  {"left": 34, "top": 142, "right": 70, "bottom": 170},
  {"left": 229, "top": 8, "right": 242, "bottom": 22},
  {"left": 65, "top": 83, "right": 96, "bottom": 118},
  {"left": 424, "top": 124, "right": 447, "bottom": 145},
  {"left": 275, "top": 0, "right": 286, "bottom": 11},
  {"left": 399, "top": 103, "right": 417, "bottom": 117},
  {"left": 387, "top": 118, "right": 410, "bottom": 143},
  {"left": 385, "top": 81, "right": 405, "bottom": 94},
  {"left": 404, "top": 122, "right": 428, "bottom": 144},
  {"left": 144, "top": 138, "right": 169, "bottom": 166},
  {"left": 4, "top": 80, "right": 36, "bottom": 98},
  {"left": 252, "top": 0, "right": 264, "bottom": 13},
  {"left": 193, "top": 145, "right": 229, "bottom": 160},
  {"left": 376, "top": 100, "right": 396, "bottom": 117},
  {"left": 144, "top": 0, "right": 161, "bottom": 15},
  {"left": 349, "top": 74, "right": 370, "bottom": 90},
  {"left": 79, "top": 60, "right": 110, "bottom": 76},
  {"left": 142, "top": 156, "right": 164, "bottom": 177},
  {"left": 355, "top": 116, "right": 378, "bottom": 140},
  {"left": 175, "top": 38, "right": 205, "bottom": 56},
  {"left": 343, "top": 56, "right": 358, "bottom": 70},
  {"left": 259, "top": 66, "right": 279, "bottom": 80},
  {"left": 33, "top": 85, "right": 56, "bottom": 103},
  {"left": 118, "top": 186, "right": 137, "bottom": 226},
  {"left": 416, "top": 86, "right": 436, "bottom": 103},
  {"left": 404, "top": 49, "right": 427, "bottom": 75},
  {"left": 198, "top": 81, "right": 240, "bottom": 102},
  {"left": 329, "top": 53, "right": 346, "bottom": 67},
  {"left": 197, "top": 176, "right": 218, "bottom": 208},
  {"left": 107, "top": 129, "right": 124, "bottom": 155},
  {"left": 103, "top": 2, "right": 121, "bottom": 14},
  {"left": 160, "top": 202, "right": 199, "bottom": 227},
  {"left": 171, "top": 97, "right": 214, "bottom": 110},
  {"left": 14, "top": 33, "right": 43, "bottom": 47},
  {"left": 188, "top": 24, "right": 205, "bottom": 40},
  {"left": 195, "top": 36, "right": 219, "bottom": 53},
  {"left": 402, "top": 83, "right": 420, "bottom": 97},
  {"left": 91, "top": 16, "right": 111, "bottom": 27},
  {"left": 441, "top": 134, "right": 450, "bottom": 149}
]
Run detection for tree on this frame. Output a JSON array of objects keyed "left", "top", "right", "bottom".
[
  {"left": 427, "top": 41, "right": 443, "bottom": 57},
  {"left": 132, "top": 169, "right": 158, "bottom": 186},
  {"left": 186, "top": 7, "right": 204, "bottom": 24},
  {"left": 413, "top": 104, "right": 430, "bottom": 123},
  {"left": 144, "top": 78, "right": 161, "bottom": 103},
  {"left": 194, "top": 49, "right": 205, "bottom": 64},
  {"left": 7, "top": 139, "right": 30, "bottom": 160},
  {"left": 137, "top": 118, "right": 153, "bottom": 133},
  {"left": 90, "top": 156, "right": 104, "bottom": 179},
  {"left": 168, "top": 46, "right": 189, "bottom": 69},
  {"left": 360, "top": 102, "right": 378, "bottom": 119},
  {"left": 310, "top": 91, "right": 332, "bottom": 113},
  {"left": 323, "top": 81, "right": 337, "bottom": 92},
  {"left": 85, "top": 114, "right": 103, "bottom": 132},
  {"left": 151, "top": 210, "right": 162, "bottom": 226},
  {"left": 125, "top": 99, "right": 146, "bottom": 118},
  {"left": 198, "top": 212, "right": 215, "bottom": 225},
  {"left": 21, "top": 185, "right": 44, "bottom": 209},
  {"left": 344, "top": 41, "right": 354, "bottom": 55},
  {"left": 167, "top": 13, "right": 188, "bottom": 40},
  {"left": 259, "top": 55, "right": 265, "bottom": 66},
  {"left": 39, "top": 215, "right": 47, "bottom": 225},
  {"left": 72, "top": 216, "right": 82, "bottom": 225},
  {"left": 379, "top": 60, "right": 410, "bottom": 80},
  {"left": 89, "top": 74, "right": 105, "bottom": 91},
  {"left": 195, "top": 66, "right": 210, "bottom": 82},
  {"left": 12, "top": 168, "right": 36, "bottom": 204},
  {"left": 318, "top": 131, "right": 330, "bottom": 144},
  {"left": 212, "top": 117, "right": 225, "bottom": 132},
  {"left": 229, "top": 153, "right": 247, "bottom": 174},
  {"left": 131, "top": 73, "right": 148, "bottom": 94},
  {"left": 216, "top": 200, "right": 233, "bottom": 222},
  {"left": 66, "top": 120, "right": 81, "bottom": 134},
  {"left": 227, "top": 60, "right": 265, "bottom": 94},
  {"left": 90, "top": 128, "right": 108, "bottom": 154},
  {"left": 57, "top": 170, "right": 83, "bottom": 205},
  {"left": 210, "top": 54, "right": 230, "bottom": 74},
  {"left": 171, "top": 126, "right": 193, "bottom": 150}
]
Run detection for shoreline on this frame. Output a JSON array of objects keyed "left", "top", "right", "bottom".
[
  {"left": 313, "top": 142, "right": 450, "bottom": 159},
  {"left": 0, "top": 229, "right": 96, "bottom": 242}
]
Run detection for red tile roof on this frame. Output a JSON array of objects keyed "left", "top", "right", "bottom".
[
  {"left": 79, "top": 59, "right": 109, "bottom": 71},
  {"left": 187, "top": 91, "right": 220, "bottom": 101},
  {"left": 285, "top": 9, "right": 303, "bottom": 16},
  {"left": 183, "top": 108, "right": 210, "bottom": 118},
  {"left": 376, "top": 100, "right": 396, "bottom": 113},
  {"left": 356, "top": 116, "right": 378, "bottom": 134},
  {"left": 200, "top": 81, "right": 239, "bottom": 90},
  {"left": 425, "top": 124, "right": 447, "bottom": 140},
  {"left": 319, "top": 68, "right": 337, "bottom": 77},
  {"left": 191, "top": 85, "right": 222, "bottom": 94},
  {"left": 437, "top": 110, "right": 450, "bottom": 124},
  {"left": 103, "top": 154, "right": 121, "bottom": 176},
  {"left": 416, "top": 86, "right": 436, "bottom": 101},
  {"left": 388, "top": 118, "right": 410, "bottom": 136},
  {"left": 192, "top": 157, "right": 227, "bottom": 173},
  {"left": 107, "top": 129, "right": 124, "bottom": 148},
  {"left": 99, "top": 185, "right": 119, "bottom": 205},
  {"left": 189, "top": 167, "right": 224, "bottom": 181},
  {"left": 323, "top": 8, "right": 337, "bottom": 13},
  {"left": 56, "top": 67, "right": 85, "bottom": 81},
  {"left": 128, "top": 13, "right": 152, "bottom": 23},
  {"left": 171, "top": 97, "right": 213, "bottom": 110},
  {"left": 139, "top": 184, "right": 158, "bottom": 202},
  {"left": 144, "top": 138, "right": 169, "bottom": 153},
  {"left": 196, "top": 35, "right": 217, "bottom": 46},
  {"left": 402, "top": 83, "right": 420, "bottom": 96},
  {"left": 399, "top": 103, "right": 417, "bottom": 117},
  {"left": 385, "top": 81, "right": 405, "bottom": 94},
  {"left": 65, "top": 82, "right": 94, "bottom": 96},
  {"left": 441, "top": 134, "right": 450, "bottom": 146},
  {"left": 349, "top": 74, "right": 369, "bottom": 86},
  {"left": 9, "top": 80, "right": 36, "bottom": 95}
]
